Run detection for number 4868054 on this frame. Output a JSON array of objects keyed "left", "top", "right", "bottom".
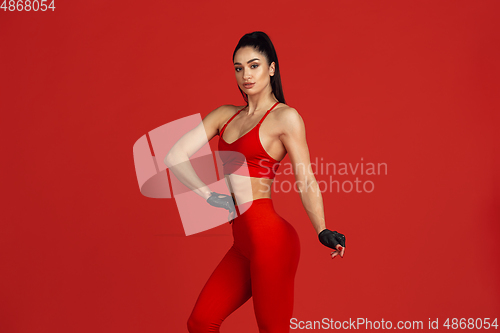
[{"left": 1, "top": 0, "right": 56, "bottom": 11}]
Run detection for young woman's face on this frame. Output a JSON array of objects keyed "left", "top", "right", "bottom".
[{"left": 233, "top": 46, "right": 275, "bottom": 97}]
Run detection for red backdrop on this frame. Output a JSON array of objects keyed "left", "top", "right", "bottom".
[{"left": 1, "top": 0, "right": 498, "bottom": 332}]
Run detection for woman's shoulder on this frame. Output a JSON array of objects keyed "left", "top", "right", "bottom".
[
  {"left": 273, "top": 104, "right": 305, "bottom": 133},
  {"left": 206, "top": 105, "right": 246, "bottom": 131},
  {"left": 210, "top": 104, "right": 245, "bottom": 116},
  {"left": 274, "top": 103, "right": 296, "bottom": 114},
  {"left": 274, "top": 103, "right": 302, "bottom": 122},
  {"left": 204, "top": 104, "right": 242, "bottom": 122}
]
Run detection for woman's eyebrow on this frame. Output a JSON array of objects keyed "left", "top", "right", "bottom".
[{"left": 234, "top": 58, "right": 260, "bottom": 65}]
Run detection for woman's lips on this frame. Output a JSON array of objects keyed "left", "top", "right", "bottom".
[{"left": 243, "top": 83, "right": 255, "bottom": 89}]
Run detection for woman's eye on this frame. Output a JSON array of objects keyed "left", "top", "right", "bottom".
[{"left": 235, "top": 64, "right": 258, "bottom": 72}]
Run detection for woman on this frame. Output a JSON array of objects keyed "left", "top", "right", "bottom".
[{"left": 165, "top": 31, "right": 346, "bottom": 333}]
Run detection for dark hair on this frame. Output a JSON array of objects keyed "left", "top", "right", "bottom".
[{"left": 232, "top": 31, "right": 286, "bottom": 104}]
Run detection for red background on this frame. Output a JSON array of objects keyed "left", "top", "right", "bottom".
[{"left": 1, "top": 1, "right": 499, "bottom": 332}]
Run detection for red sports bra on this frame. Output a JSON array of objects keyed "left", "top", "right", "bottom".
[{"left": 218, "top": 102, "right": 282, "bottom": 179}]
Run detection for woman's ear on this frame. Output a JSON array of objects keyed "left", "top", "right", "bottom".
[{"left": 270, "top": 62, "right": 276, "bottom": 76}]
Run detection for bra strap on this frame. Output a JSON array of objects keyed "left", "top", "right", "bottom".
[{"left": 258, "top": 102, "right": 280, "bottom": 125}]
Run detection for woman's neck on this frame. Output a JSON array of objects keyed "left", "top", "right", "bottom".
[{"left": 245, "top": 90, "right": 279, "bottom": 116}]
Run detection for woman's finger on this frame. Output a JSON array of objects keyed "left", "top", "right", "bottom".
[
  {"left": 336, "top": 245, "right": 345, "bottom": 258},
  {"left": 337, "top": 246, "right": 345, "bottom": 258}
]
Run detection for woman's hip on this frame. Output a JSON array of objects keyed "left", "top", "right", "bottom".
[{"left": 231, "top": 198, "right": 300, "bottom": 249}]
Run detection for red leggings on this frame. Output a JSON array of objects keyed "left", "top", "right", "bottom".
[{"left": 187, "top": 198, "right": 301, "bottom": 333}]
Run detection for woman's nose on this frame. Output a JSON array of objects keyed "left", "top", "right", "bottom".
[{"left": 243, "top": 69, "right": 251, "bottom": 79}]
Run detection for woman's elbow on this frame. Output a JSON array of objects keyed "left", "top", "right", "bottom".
[
  {"left": 164, "top": 147, "right": 189, "bottom": 168},
  {"left": 164, "top": 149, "right": 176, "bottom": 168}
]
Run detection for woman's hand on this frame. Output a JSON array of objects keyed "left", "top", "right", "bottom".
[
  {"left": 318, "top": 229, "right": 346, "bottom": 259},
  {"left": 207, "top": 192, "right": 237, "bottom": 223},
  {"left": 206, "top": 191, "right": 236, "bottom": 215}
]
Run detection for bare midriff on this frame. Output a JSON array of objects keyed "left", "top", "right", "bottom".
[{"left": 225, "top": 175, "right": 274, "bottom": 206}]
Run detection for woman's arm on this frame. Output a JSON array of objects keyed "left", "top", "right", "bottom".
[
  {"left": 279, "top": 108, "right": 346, "bottom": 258},
  {"left": 164, "top": 105, "right": 227, "bottom": 200},
  {"left": 279, "top": 108, "right": 326, "bottom": 235}
]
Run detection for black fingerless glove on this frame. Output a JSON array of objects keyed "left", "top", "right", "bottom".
[
  {"left": 318, "top": 229, "right": 346, "bottom": 250},
  {"left": 206, "top": 192, "right": 236, "bottom": 214}
]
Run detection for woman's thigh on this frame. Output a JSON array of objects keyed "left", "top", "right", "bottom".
[
  {"left": 250, "top": 221, "right": 301, "bottom": 333},
  {"left": 188, "top": 245, "right": 252, "bottom": 332}
]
